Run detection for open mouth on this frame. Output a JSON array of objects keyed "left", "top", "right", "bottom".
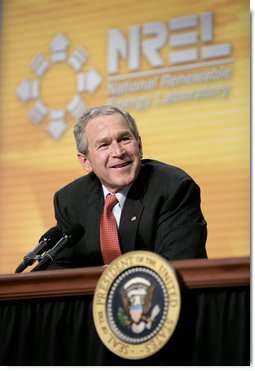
[{"left": 111, "top": 161, "right": 132, "bottom": 169}]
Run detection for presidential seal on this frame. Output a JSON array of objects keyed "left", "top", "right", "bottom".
[{"left": 93, "top": 251, "right": 181, "bottom": 360}]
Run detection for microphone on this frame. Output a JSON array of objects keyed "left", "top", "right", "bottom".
[
  {"left": 31, "top": 224, "right": 85, "bottom": 272},
  {"left": 15, "top": 226, "right": 63, "bottom": 273}
]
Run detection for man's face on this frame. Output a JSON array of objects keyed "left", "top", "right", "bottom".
[{"left": 78, "top": 113, "right": 142, "bottom": 193}]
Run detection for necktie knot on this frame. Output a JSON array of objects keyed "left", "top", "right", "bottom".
[{"left": 105, "top": 194, "right": 119, "bottom": 211}]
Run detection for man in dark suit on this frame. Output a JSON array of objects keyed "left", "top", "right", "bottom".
[{"left": 49, "top": 105, "right": 207, "bottom": 269}]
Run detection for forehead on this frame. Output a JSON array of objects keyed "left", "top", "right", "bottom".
[{"left": 85, "top": 113, "right": 130, "bottom": 137}]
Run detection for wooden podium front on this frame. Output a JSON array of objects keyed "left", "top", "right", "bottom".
[{"left": 0, "top": 257, "right": 250, "bottom": 366}]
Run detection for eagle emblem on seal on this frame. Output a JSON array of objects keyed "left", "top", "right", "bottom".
[{"left": 118, "top": 276, "right": 160, "bottom": 334}]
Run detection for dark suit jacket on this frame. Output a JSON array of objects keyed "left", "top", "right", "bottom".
[{"left": 49, "top": 159, "right": 207, "bottom": 269}]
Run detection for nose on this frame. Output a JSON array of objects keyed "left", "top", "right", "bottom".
[{"left": 111, "top": 140, "right": 125, "bottom": 156}]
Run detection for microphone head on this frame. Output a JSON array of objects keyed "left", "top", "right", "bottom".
[
  {"left": 66, "top": 224, "right": 85, "bottom": 245},
  {"left": 39, "top": 226, "right": 63, "bottom": 244}
]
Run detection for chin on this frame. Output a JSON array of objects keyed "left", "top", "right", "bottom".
[{"left": 112, "top": 180, "right": 132, "bottom": 192}]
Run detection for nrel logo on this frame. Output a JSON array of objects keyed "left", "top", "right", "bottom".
[
  {"left": 107, "top": 13, "right": 232, "bottom": 76},
  {"left": 106, "top": 12, "right": 233, "bottom": 111},
  {"left": 16, "top": 12, "right": 234, "bottom": 138}
]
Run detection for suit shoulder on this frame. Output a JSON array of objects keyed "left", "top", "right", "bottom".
[
  {"left": 141, "top": 159, "right": 193, "bottom": 182},
  {"left": 55, "top": 173, "right": 98, "bottom": 197},
  {"left": 137, "top": 159, "right": 200, "bottom": 201}
]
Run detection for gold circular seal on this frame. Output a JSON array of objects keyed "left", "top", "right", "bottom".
[{"left": 93, "top": 251, "right": 181, "bottom": 360}]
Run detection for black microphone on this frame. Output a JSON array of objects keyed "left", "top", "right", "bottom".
[
  {"left": 31, "top": 224, "right": 85, "bottom": 272},
  {"left": 15, "top": 227, "right": 63, "bottom": 273}
]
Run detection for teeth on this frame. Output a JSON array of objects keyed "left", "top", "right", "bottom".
[{"left": 115, "top": 164, "right": 125, "bottom": 168}]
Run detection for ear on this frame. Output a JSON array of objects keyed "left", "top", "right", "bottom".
[
  {"left": 138, "top": 136, "right": 143, "bottom": 158},
  {"left": 77, "top": 152, "right": 92, "bottom": 172}
]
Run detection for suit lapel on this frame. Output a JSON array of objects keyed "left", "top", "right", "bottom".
[
  {"left": 119, "top": 198, "right": 144, "bottom": 253},
  {"left": 118, "top": 165, "right": 148, "bottom": 253}
]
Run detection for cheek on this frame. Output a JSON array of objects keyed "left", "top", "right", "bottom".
[
  {"left": 132, "top": 145, "right": 142, "bottom": 159},
  {"left": 91, "top": 152, "right": 108, "bottom": 170}
]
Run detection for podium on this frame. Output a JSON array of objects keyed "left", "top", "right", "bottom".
[{"left": 0, "top": 257, "right": 250, "bottom": 366}]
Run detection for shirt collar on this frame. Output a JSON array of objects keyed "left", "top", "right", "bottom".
[{"left": 102, "top": 183, "right": 132, "bottom": 209}]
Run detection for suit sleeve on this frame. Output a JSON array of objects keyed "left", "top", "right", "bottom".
[
  {"left": 45, "top": 191, "right": 78, "bottom": 269},
  {"left": 154, "top": 178, "right": 207, "bottom": 260},
  {"left": 53, "top": 191, "right": 70, "bottom": 231}
]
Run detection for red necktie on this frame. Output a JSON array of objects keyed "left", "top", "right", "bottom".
[{"left": 100, "top": 194, "right": 122, "bottom": 265}]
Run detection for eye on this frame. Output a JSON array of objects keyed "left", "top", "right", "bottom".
[
  {"left": 98, "top": 142, "right": 109, "bottom": 150},
  {"left": 120, "top": 136, "right": 131, "bottom": 144}
]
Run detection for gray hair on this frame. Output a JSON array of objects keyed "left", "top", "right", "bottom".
[{"left": 73, "top": 105, "right": 141, "bottom": 154}]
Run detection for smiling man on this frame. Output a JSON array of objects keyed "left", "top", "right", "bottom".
[
  {"left": 76, "top": 110, "right": 142, "bottom": 193},
  {"left": 48, "top": 105, "right": 207, "bottom": 269}
]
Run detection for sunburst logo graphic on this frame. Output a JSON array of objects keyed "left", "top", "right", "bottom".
[{"left": 16, "top": 33, "right": 102, "bottom": 139}]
